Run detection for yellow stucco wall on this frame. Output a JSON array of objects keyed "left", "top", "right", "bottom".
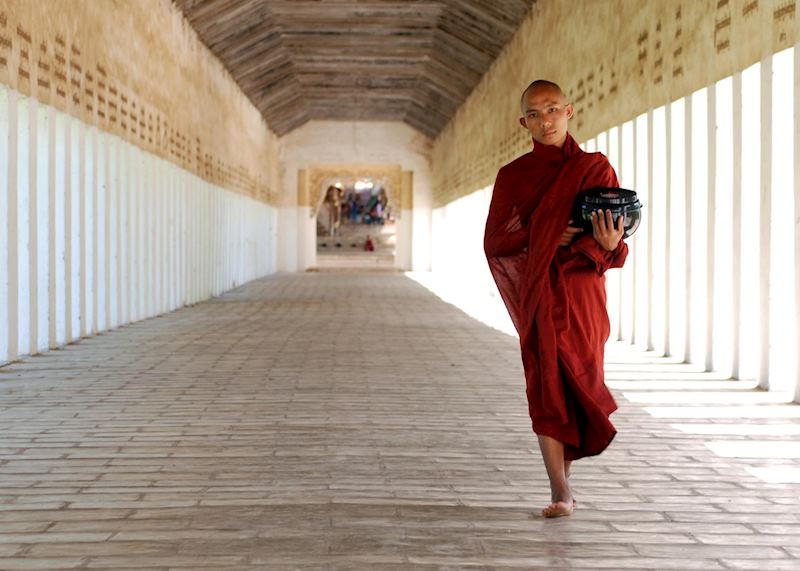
[
  {"left": 431, "top": 0, "right": 798, "bottom": 208},
  {"left": 0, "top": 0, "right": 281, "bottom": 204}
]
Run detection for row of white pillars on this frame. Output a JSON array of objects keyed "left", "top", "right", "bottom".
[
  {"left": 590, "top": 47, "right": 799, "bottom": 400},
  {"left": 0, "top": 85, "right": 277, "bottom": 366}
]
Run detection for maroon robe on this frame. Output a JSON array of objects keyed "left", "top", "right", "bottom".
[{"left": 484, "top": 133, "right": 627, "bottom": 460}]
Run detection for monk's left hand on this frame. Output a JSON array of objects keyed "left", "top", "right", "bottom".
[{"left": 591, "top": 209, "right": 624, "bottom": 251}]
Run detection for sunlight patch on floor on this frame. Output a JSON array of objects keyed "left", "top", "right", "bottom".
[
  {"left": 705, "top": 440, "right": 800, "bottom": 458},
  {"left": 623, "top": 390, "right": 793, "bottom": 405},
  {"left": 671, "top": 423, "right": 800, "bottom": 436},
  {"left": 406, "top": 271, "right": 517, "bottom": 337},
  {"left": 645, "top": 405, "right": 800, "bottom": 419},
  {"left": 746, "top": 466, "right": 800, "bottom": 483}
]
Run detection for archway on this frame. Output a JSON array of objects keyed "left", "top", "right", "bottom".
[{"left": 298, "top": 165, "right": 413, "bottom": 270}]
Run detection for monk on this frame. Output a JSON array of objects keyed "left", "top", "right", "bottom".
[{"left": 484, "top": 80, "right": 627, "bottom": 518}]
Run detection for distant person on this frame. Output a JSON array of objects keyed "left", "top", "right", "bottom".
[{"left": 364, "top": 235, "right": 375, "bottom": 252}]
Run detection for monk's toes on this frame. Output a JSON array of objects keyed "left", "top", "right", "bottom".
[{"left": 541, "top": 500, "right": 575, "bottom": 518}]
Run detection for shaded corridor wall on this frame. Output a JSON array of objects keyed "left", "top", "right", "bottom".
[
  {"left": 431, "top": 0, "right": 798, "bottom": 207},
  {"left": 0, "top": 0, "right": 282, "bottom": 365},
  {"left": 0, "top": 0, "right": 281, "bottom": 200}
]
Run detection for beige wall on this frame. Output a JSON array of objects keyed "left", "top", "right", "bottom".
[
  {"left": 0, "top": 0, "right": 281, "bottom": 203},
  {"left": 431, "top": 0, "right": 799, "bottom": 207}
]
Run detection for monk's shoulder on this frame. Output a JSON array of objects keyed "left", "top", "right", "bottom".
[
  {"left": 499, "top": 151, "right": 536, "bottom": 175},
  {"left": 582, "top": 150, "right": 612, "bottom": 166}
]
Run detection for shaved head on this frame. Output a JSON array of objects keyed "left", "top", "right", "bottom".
[{"left": 520, "top": 79, "right": 566, "bottom": 111}]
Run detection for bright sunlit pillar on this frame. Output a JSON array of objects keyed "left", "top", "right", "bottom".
[
  {"left": 683, "top": 95, "right": 693, "bottom": 363},
  {"left": 714, "top": 77, "right": 734, "bottom": 378},
  {"left": 606, "top": 128, "right": 622, "bottom": 341},
  {"left": 620, "top": 120, "right": 635, "bottom": 344},
  {"left": 6, "top": 89, "right": 19, "bottom": 361},
  {"left": 17, "top": 97, "right": 31, "bottom": 357},
  {"left": 663, "top": 103, "right": 673, "bottom": 357},
  {"left": 69, "top": 117, "right": 81, "bottom": 341},
  {"left": 732, "top": 72, "right": 743, "bottom": 379},
  {"left": 690, "top": 87, "right": 710, "bottom": 367},
  {"left": 770, "top": 47, "right": 797, "bottom": 393},
  {"left": 34, "top": 103, "right": 49, "bottom": 353},
  {"left": 795, "top": 43, "right": 800, "bottom": 403},
  {"left": 0, "top": 86, "right": 10, "bottom": 362},
  {"left": 633, "top": 113, "right": 650, "bottom": 349},
  {"left": 759, "top": 56, "right": 773, "bottom": 389},
  {"left": 651, "top": 106, "right": 667, "bottom": 355},
  {"left": 669, "top": 98, "right": 687, "bottom": 363},
  {"left": 705, "top": 83, "right": 717, "bottom": 372}
]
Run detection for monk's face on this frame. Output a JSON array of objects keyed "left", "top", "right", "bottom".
[{"left": 519, "top": 86, "right": 574, "bottom": 148}]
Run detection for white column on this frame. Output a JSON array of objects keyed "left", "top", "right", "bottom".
[
  {"left": 633, "top": 113, "right": 650, "bottom": 349},
  {"left": 159, "top": 160, "right": 167, "bottom": 313},
  {"left": 93, "top": 128, "right": 102, "bottom": 332},
  {"left": 69, "top": 117, "right": 81, "bottom": 341},
  {"left": 146, "top": 155, "right": 155, "bottom": 317},
  {"left": 618, "top": 122, "right": 635, "bottom": 344},
  {"left": 669, "top": 99, "right": 687, "bottom": 363},
  {"left": 769, "top": 48, "right": 796, "bottom": 393},
  {"left": 0, "top": 87, "right": 4, "bottom": 355},
  {"left": 689, "top": 88, "right": 710, "bottom": 368},
  {"left": 683, "top": 95, "right": 693, "bottom": 364},
  {"left": 16, "top": 97, "right": 31, "bottom": 357},
  {"left": 130, "top": 145, "right": 139, "bottom": 322},
  {"left": 732, "top": 72, "right": 743, "bottom": 379},
  {"left": 35, "top": 104, "right": 49, "bottom": 352},
  {"left": 119, "top": 139, "right": 129, "bottom": 325},
  {"left": 63, "top": 112, "right": 73, "bottom": 343},
  {"left": 759, "top": 56, "right": 772, "bottom": 389},
  {"left": 645, "top": 110, "right": 655, "bottom": 351},
  {"left": 85, "top": 127, "right": 96, "bottom": 335},
  {"left": 78, "top": 119, "right": 87, "bottom": 338},
  {"left": 795, "top": 44, "right": 800, "bottom": 403},
  {"left": 663, "top": 103, "right": 672, "bottom": 357},
  {"left": 7, "top": 90, "right": 19, "bottom": 360},
  {"left": 100, "top": 130, "right": 110, "bottom": 332},
  {"left": 28, "top": 99, "right": 39, "bottom": 354},
  {"left": 108, "top": 136, "right": 119, "bottom": 328},
  {"left": 705, "top": 84, "right": 717, "bottom": 372},
  {"left": 714, "top": 78, "right": 734, "bottom": 378}
]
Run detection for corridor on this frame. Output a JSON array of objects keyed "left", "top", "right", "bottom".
[{"left": 0, "top": 273, "right": 797, "bottom": 570}]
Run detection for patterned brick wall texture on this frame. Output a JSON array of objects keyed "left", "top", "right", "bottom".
[
  {"left": 431, "top": 0, "right": 799, "bottom": 208},
  {"left": 0, "top": 0, "right": 281, "bottom": 205}
]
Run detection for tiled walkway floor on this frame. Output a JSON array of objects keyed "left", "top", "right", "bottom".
[{"left": 0, "top": 273, "right": 798, "bottom": 570}]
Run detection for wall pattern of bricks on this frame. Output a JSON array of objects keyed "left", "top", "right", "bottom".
[
  {"left": 0, "top": 0, "right": 281, "bottom": 205},
  {"left": 431, "top": 0, "right": 799, "bottom": 208}
]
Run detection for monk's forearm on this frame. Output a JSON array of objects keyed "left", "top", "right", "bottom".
[
  {"left": 484, "top": 228, "right": 529, "bottom": 258},
  {"left": 572, "top": 234, "right": 627, "bottom": 274}
]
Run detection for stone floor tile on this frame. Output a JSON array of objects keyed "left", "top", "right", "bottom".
[{"left": 0, "top": 272, "right": 798, "bottom": 569}]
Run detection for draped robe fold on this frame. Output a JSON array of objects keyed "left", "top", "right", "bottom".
[{"left": 484, "top": 134, "right": 628, "bottom": 460}]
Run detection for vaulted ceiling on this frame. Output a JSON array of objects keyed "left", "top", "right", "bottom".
[{"left": 175, "top": 0, "right": 535, "bottom": 138}]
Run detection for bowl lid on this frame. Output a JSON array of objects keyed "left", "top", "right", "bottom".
[{"left": 582, "top": 186, "right": 639, "bottom": 206}]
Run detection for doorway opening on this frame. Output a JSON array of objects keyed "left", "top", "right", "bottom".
[{"left": 316, "top": 178, "right": 396, "bottom": 269}]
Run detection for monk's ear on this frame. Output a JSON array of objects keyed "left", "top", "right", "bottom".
[
  {"left": 565, "top": 104, "right": 575, "bottom": 119},
  {"left": 519, "top": 117, "right": 528, "bottom": 129}
]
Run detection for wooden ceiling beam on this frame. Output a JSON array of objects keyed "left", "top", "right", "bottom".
[{"left": 175, "top": 0, "right": 535, "bottom": 137}]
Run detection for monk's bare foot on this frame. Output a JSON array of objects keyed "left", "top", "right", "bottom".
[{"left": 542, "top": 498, "right": 575, "bottom": 518}]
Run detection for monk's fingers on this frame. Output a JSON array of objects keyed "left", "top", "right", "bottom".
[
  {"left": 604, "top": 209, "right": 614, "bottom": 230},
  {"left": 591, "top": 210, "right": 607, "bottom": 233}
]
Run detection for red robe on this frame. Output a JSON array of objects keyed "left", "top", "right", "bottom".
[{"left": 484, "top": 133, "right": 627, "bottom": 460}]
